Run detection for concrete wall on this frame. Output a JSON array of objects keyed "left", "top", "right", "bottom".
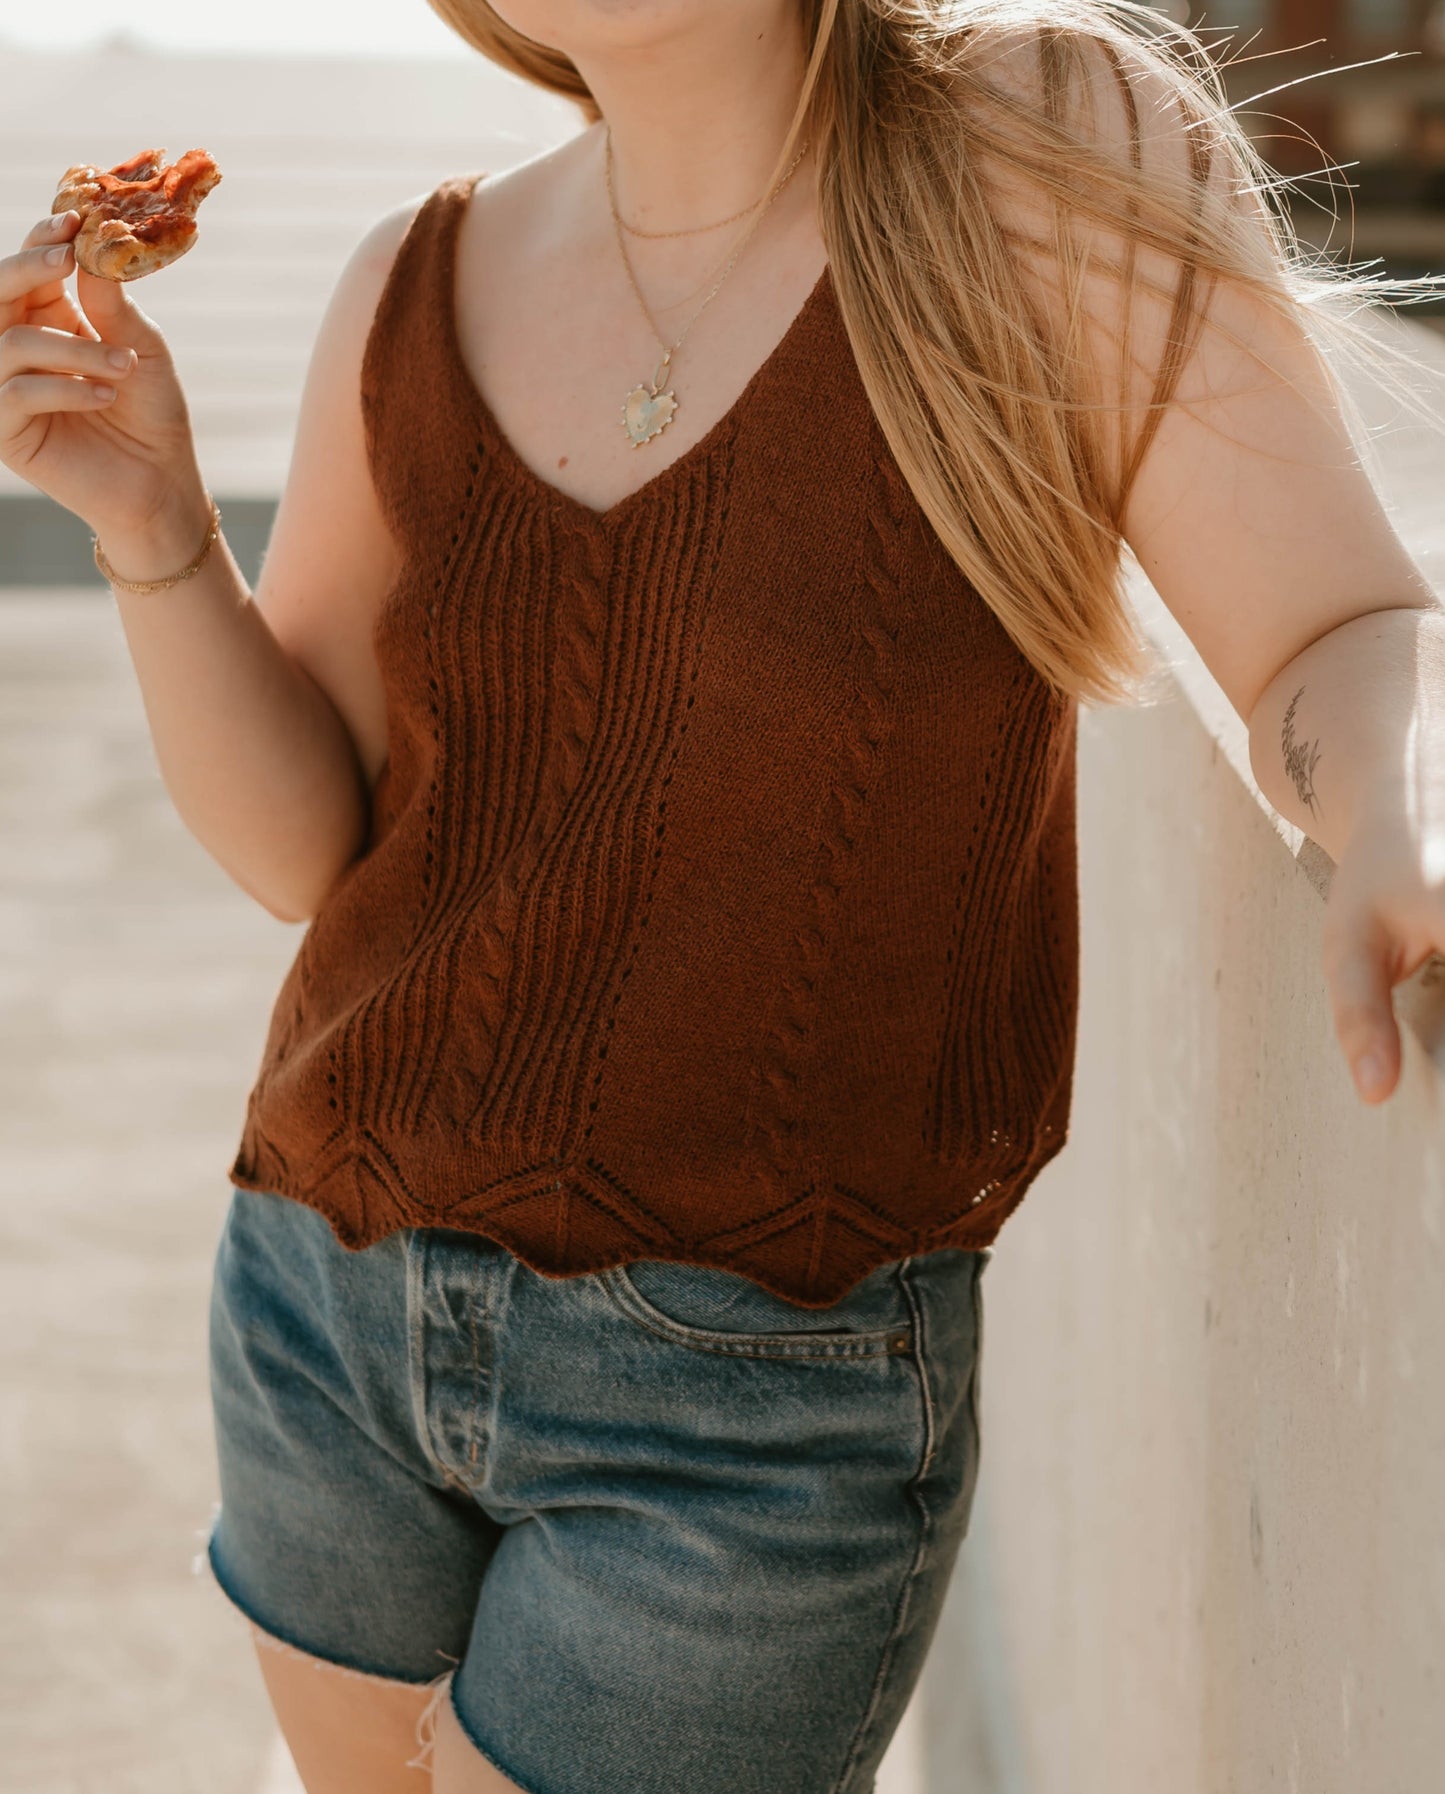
[
  {"left": 916, "top": 680, "right": 1445, "bottom": 1794},
  {"left": 909, "top": 315, "right": 1445, "bottom": 1794}
]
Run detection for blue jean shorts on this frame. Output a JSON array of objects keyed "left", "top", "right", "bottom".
[{"left": 199, "top": 1185, "right": 990, "bottom": 1794}]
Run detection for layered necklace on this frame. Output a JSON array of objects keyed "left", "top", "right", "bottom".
[{"left": 604, "top": 126, "right": 812, "bottom": 448}]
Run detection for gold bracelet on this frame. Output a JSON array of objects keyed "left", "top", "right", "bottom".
[{"left": 93, "top": 496, "right": 223, "bottom": 594}]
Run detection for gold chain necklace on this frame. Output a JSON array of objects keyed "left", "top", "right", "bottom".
[
  {"left": 618, "top": 188, "right": 765, "bottom": 240},
  {"left": 606, "top": 128, "right": 811, "bottom": 448}
]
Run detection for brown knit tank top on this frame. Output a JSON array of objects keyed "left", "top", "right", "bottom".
[{"left": 226, "top": 171, "right": 1080, "bottom": 1307}]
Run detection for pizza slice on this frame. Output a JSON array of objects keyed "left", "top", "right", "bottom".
[{"left": 51, "top": 148, "right": 222, "bottom": 282}]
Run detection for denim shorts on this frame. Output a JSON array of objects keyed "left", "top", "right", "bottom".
[{"left": 198, "top": 1185, "right": 990, "bottom": 1794}]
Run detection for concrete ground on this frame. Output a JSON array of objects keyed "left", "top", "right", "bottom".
[{"left": 0, "top": 590, "right": 305, "bottom": 1792}]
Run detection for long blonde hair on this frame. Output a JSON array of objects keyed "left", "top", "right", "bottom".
[{"left": 424, "top": 0, "right": 1445, "bottom": 707}]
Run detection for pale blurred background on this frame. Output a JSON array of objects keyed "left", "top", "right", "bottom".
[
  {"left": 0, "top": 11, "right": 581, "bottom": 581},
  {"left": 2, "top": 5, "right": 1444, "bottom": 1794}
]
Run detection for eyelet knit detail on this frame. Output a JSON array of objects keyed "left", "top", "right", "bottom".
[{"left": 226, "top": 173, "right": 1081, "bottom": 1309}]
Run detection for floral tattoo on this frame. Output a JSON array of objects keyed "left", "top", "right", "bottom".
[{"left": 1280, "top": 683, "right": 1323, "bottom": 820}]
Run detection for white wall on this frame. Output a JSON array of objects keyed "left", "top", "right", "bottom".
[{"left": 911, "top": 313, "right": 1445, "bottom": 1794}]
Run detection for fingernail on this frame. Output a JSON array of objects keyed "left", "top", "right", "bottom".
[
  {"left": 45, "top": 244, "right": 68, "bottom": 265},
  {"left": 49, "top": 212, "right": 71, "bottom": 231},
  {"left": 1356, "top": 1051, "right": 1385, "bottom": 1097},
  {"left": 106, "top": 348, "right": 133, "bottom": 371}
]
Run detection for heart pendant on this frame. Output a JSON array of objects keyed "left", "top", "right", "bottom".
[{"left": 621, "top": 383, "right": 678, "bottom": 448}]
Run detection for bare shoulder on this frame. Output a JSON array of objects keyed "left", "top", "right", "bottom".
[
  {"left": 961, "top": 16, "right": 1274, "bottom": 412},
  {"left": 455, "top": 128, "right": 596, "bottom": 263},
  {"left": 248, "top": 188, "right": 437, "bottom": 793},
  {"left": 962, "top": 17, "right": 1212, "bottom": 236}
]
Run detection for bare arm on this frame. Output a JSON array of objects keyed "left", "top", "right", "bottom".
[
  {"left": 1246, "top": 606, "right": 1445, "bottom": 871},
  {"left": 970, "top": 26, "right": 1445, "bottom": 1105},
  {"left": 95, "top": 199, "right": 424, "bottom": 924},
  {"left": 101, "top": 498, "right": 370, "bottom": 925}
]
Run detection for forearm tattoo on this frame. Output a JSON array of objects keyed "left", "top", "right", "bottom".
[{"left": 1280, "top": 683, "right": 1323, "bottom": 820}]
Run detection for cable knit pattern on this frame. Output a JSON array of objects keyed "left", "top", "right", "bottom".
[
  {"left": 737, "top": 430, "right": 907, "bottom": 1288},
  {"left": 226, "top": 172, "right": 1082, "bottom": 1307}
]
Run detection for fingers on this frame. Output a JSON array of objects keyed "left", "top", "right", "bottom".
[
  {"left": 0, "top": 321, "right": 134, "bottom": 387},
  {"left": 1322, "top": 904, "right": 1401, "bottom": 1102},
  {"left": 28, "top": 210, "right": 79, "bottom": 249},
  {"left": 0, "top": 211, "right": 82, "bottom": 306},
  {"left": 0, "top": 372, "right": 119, "bottom": 424},
  {"left": 0, "top": 321, "right": 135, "bottom": 433}
]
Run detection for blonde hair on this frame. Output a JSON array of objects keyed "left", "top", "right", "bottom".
[{"left": 424, "top": 0, "right": 1445, "bottom": 707}]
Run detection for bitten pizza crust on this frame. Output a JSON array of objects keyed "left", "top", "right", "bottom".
[{"left": 51, "top": 148, "right": 222, "bottom": 282}]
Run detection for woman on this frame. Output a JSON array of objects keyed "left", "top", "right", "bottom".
[{"left": 3, "top": 2, "right": 1443, "bottom": 1790}]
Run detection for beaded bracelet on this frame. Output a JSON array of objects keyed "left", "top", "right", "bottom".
[{"left": 93, "top": 495, "right": 223, "bottom": 594}]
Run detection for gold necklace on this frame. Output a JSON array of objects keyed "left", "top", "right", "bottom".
[
  {"left": 606, "top": 128, "right": 811, "bottom": 448},
  {"left": 619, "top": 190, "right": 765, "bottom": 239}
]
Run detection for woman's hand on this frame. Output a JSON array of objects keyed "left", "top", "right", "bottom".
[
  {"left": 1322, "top": 781, "right": 1445, "bottom": 1105},
  {"left": 0, "top": 207, "right": 203, "bottom": 543}
]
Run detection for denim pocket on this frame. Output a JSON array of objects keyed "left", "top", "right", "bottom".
[{"left": 596, "top": 1256, "right": 914, "bottom": 1359}]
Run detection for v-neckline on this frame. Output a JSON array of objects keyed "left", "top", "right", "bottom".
[{"left": 441, "top": 172, "right": 834, "bottom": 536}]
